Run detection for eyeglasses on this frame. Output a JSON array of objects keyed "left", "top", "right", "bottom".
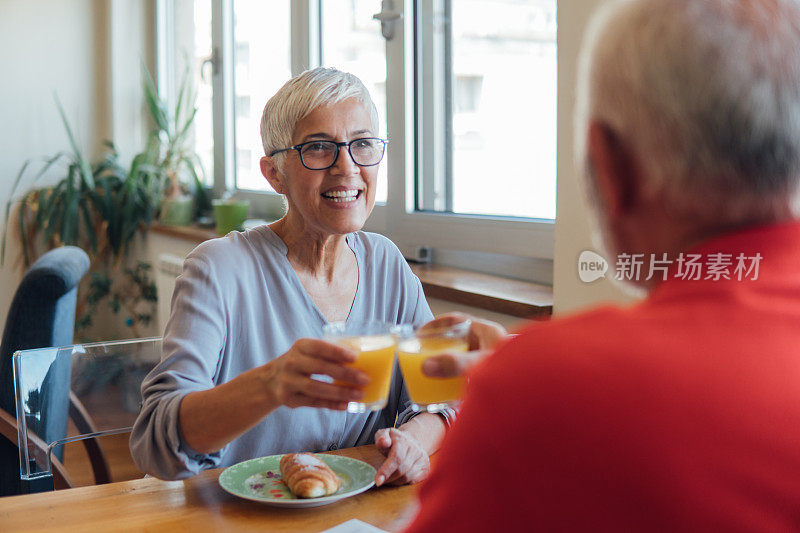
[{"left": 269, "top": 137, "right": 388, "bottom": 170}]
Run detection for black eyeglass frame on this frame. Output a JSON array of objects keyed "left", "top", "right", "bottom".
[{"left": 269, "top": 137, "right": 389, "bottom": 170}]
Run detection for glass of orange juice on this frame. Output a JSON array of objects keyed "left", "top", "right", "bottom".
[
  {"left": 323, "top": 321, "right": 397, "bottom": 413},
  {"left": 395, "top": 320, "right": 471, "bottom": 412}
]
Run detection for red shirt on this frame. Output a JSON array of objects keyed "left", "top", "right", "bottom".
[{"left": 407, "top": 222, "right": 800, "bottom": 532}]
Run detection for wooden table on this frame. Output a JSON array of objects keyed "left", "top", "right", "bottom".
[{"left": 0, "top": 445, "right": 419, "bottom": 532}]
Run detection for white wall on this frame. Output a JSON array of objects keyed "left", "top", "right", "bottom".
[
  {"left": 0, "top": 0, "right": 154, "bottom": 330},
  {"left": 0, "top": 0, "right": 106, "bottom": 328},
  {"left": 553, "top": 0, "right": 636, "bottom": 315}
]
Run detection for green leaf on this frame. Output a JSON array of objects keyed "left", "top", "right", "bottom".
[
  {"left": 79, "top": 198, "right": 97, "bottom": 252},
  {"left": 18, "top": 195, "right": 29, "bottom": 266},
  {"left": 174, "top": 106, "right": 199, "bottom": 146},
  {"left": 36, "top": 187, "right": 53, "bottom": 229},
  {"left": 45, "top": 183, "right": 68, "bottom": 246},
  {"left": 76, "top": 313, "right": 92, "bottom": 329},
  {"left": 55, "top": 97, "right": 94, "bottom": 189},
  {"left": 1, "top": 161, "right": 30, "bottom": 265},
  {"left": 141, "top": 62, "right": 170, "bottom": 134},
  {"left": 32, "top": 152, "right": 67, "bottom": 185},
  {"left": 174, "top": 65, "right": 190, "bottom": 135},
  {"left": 60, "top": 165, "right": 80, "bottom": 245}
]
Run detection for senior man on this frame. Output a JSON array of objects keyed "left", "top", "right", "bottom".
[{"left": 407, "top": 0, "right": 800, "bottom": 530}]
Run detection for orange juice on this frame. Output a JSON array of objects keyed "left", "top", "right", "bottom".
[
  {"left": 398, "top": 337, "right": 469, "bottom": 405},
  {"left": 338, "top": 335, "right": 397, "bottom": 406}
]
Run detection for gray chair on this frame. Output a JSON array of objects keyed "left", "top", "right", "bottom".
[{"left": 0, "top": 246, "right": 92, "bottom": 496}]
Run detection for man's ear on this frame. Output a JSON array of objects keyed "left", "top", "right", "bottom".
[
  {"left": 586, "top": 121, "right": 641, "bottom": 218},
  {"left": 260, "top": 156, "right": 287, "bottom": 194}
]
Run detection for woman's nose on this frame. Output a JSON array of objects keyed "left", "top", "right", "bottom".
[{"left": 331, "top": 146, "right": 359, "bottom": 175}]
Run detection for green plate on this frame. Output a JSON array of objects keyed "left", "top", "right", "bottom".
[{"left": 218, "top": 454, "right": 377, "bottom": 508}]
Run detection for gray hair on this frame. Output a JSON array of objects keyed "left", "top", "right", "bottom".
[
  {"left": 260, "top": 67, "right": 379, "bottom": 170},
  {"left": 576, "top": 0, "right": 800, "bottom": 221}
]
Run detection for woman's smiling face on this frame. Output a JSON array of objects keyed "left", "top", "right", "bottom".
[{"left": 264, "top": 98, "right": 380, "bottom": 238}]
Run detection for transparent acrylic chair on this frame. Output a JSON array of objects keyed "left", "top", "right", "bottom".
[{"left": 13, "top": 337, "right": 161, "bottom": 493}]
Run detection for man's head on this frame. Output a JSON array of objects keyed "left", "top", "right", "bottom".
[{"left": 576, "top": 0, "right": 800, "bottom": 285}]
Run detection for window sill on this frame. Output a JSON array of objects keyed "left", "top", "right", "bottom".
[
  {"left": 150, "top": 222, "right": 219, "bottom": 243},
  {"left": 408, "top": 263, "right": 552, "bottom": 319},
  {"left": 149, "top": 223, "right": 553, "bottom": 319}
]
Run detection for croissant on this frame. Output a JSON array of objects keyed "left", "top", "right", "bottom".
[{"left": 279, "top": 453, "right": 341, "bottom": 498}]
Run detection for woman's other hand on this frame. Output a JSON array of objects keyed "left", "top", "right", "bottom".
[
  {"left": 263, "top": 338, "right": 369, "bottom": 410},
  {"left": 374, "top": 428, "right": 430, "bottom": 486}
]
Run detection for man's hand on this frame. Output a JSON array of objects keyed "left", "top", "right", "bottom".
[
  {"left": 374, "top": 428, "right": 430, "bottom": 486},
  {"left": 421, "top": 350, "right": 487, "bottom": 378},
  {"left": 420, "top": 313, "right": 509, "bottom": 378},
  {"left": 420, "top": 312, "right": 508, "bottom": 351}
]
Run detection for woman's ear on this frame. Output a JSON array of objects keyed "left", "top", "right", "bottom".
[{"left": 260, "top": 156, "right": 287, "bottom": 194}]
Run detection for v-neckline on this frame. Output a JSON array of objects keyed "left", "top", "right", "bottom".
[{"left": 260, "top": 225, "right": 362, "bottom": 326}]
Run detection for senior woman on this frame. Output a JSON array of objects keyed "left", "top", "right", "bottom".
[{"left": 130, "top": 68, "right": 447, "bottom": 485}]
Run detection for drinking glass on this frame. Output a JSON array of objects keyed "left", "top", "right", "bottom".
[
  {"left": 395, "top": 320, "right": 471, "bottom": 412},
  {"left": 323, "top": 321, "right": 397, "bottom": 413}
]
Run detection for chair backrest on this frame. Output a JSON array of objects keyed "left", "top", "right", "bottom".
[
  {"left": 13, "top": 337, "right": 162, "bottom": 493},
  {"left": 0, "top": 246, "right": 89, "bottom": 496}
]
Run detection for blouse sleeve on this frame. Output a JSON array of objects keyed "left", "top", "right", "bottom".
[{"left": 129, "top": 252, "right": 229, "bottom": 480}]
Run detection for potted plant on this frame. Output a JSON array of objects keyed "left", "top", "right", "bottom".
[
  {"left": 3, "top": 65, "right": 209, "bottom": 339},
  {"left": 142, "top": 64, "right": 210, "bottom": 226},
  {"left": 2, "top": 101, "right": 162, "bottom": 340}
]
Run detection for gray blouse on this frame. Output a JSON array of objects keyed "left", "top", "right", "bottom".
[{"left": 130, "top": 226, "right": 435, "bottom": 480}]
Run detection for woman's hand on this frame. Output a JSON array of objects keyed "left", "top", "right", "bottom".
[
  {"left": 374, "top": 428, "right": 430, "bottom": 486},
  {"left": 419, "top": 313, "right": 509, "bottom": 378},
  {"left": 178, "top": 339, "right": 370, "bottom": 455},
  {"left": 263, "top": 339, "right": 370, "bottom": 410}
]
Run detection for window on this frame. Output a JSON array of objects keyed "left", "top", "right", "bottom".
[
  {"left": 320, "top": 0, "right": 388, "bottom": 203},
  {"left": 159, "top": 0, "right": 557, "bottom": 268},
  {"left": 163, "top": 0, "right": 215, "bottom": 186},
  {"left": 428, "top": 0, "right": 557, "bottom": 219},
  {"left": 231, "top": 0, "right": 291, "bottom": 191}
]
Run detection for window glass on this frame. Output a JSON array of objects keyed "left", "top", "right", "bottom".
[
  {"left": 446, "top": 0, "right": 557, "bottom": 219},
  {"left": 232, "top": 0, "right": 292, "bottom": 191},
  {"left": 321, "top": 0, "right": 389, "bottom": 203},
  {"left": 173, "top": 0, "right": 214, "bottom": 186}
]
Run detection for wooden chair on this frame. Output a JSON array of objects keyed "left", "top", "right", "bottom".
[{"left": 0, "top": 408, "right": 73, "bottom": 490}]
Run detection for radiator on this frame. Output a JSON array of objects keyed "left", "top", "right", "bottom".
[{"left": 155, "top": 253, "right": 185, "bottom": 334}]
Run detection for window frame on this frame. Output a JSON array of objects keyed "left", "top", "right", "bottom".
[
  {"left": 158, "top": 0, "right": 556, "bottom": 266},
  {"left": 365, "top": 0, "right": 555, "bottom": 262}
]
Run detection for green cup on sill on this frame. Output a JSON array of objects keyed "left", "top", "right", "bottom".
[{"left": 213, "top": 199, "right": 249, "bottom": 235}]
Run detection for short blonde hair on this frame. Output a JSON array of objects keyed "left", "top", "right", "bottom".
[{"left": 260, "top": 67, "right": 379, "bottom": 169}]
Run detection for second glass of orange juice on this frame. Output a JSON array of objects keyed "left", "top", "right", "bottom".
[
  {"left": 396, "top": 320, "right": 471, "bottom": 412},
  {"left": 323, "top": 321, "right": 397, "bottom": 413}
]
